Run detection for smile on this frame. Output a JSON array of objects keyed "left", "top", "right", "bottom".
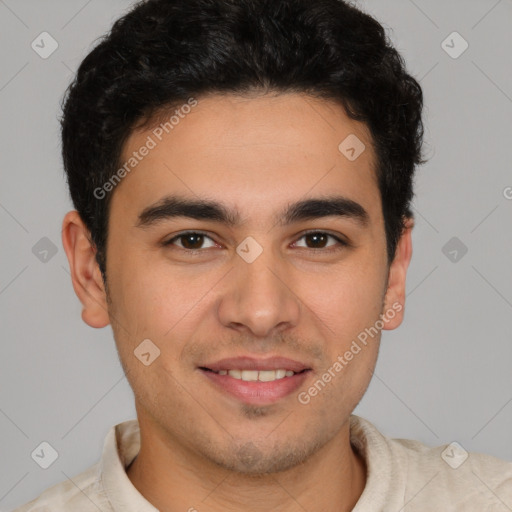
[{"left": 202, "top": 368, "right": 303, "bottom": 382}]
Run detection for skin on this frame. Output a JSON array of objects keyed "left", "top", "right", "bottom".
[{"left": 62, "top": 92, "right": 412, "bottom": 512}]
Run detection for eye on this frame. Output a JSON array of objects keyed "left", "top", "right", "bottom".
[
  {"left": 163, "top": 230, "right": 348, "bottom": 253},
  {"left": 293, "top": 231, "right": 347, "bottom": 251},
  {"left": 164, "top": 231, "right": 218, "bottom": 250}
]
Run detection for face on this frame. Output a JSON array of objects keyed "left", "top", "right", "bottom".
[{"left": 63, "top": 92, "right": 411, "bottom": 474}]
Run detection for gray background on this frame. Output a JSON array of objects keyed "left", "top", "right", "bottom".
[{"left": 1, "top": 0, "right": 511, "bottom": 509}]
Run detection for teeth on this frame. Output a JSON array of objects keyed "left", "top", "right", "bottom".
[
  {"left": 241, "top": 370, "right": 259, "bottom": 382},
  {"left": 258, "top": 370, "right": 276, "bottom": 382},
  {"left": 222, "top": 369, "right": 296, "bottom": 381}
]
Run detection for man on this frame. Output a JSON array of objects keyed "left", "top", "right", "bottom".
[{"left": 14, "top": 0, "right": 512, "bottom": 510}]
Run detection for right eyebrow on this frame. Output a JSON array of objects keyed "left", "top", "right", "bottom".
[{"left": 136, "top": 195, "right": 242, "bottom": 228}]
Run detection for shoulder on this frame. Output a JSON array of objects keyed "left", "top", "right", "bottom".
[
  {"left": 351, "top": 415, "right": 512, "bottom": 510},
  {"left": 11, "top": 461, "right": 112, "bottom": 512},
  {"left": 396, "top": 436, "right": 511, "bottom": 484},
  {"left": 395, "top": 436, "right": 511, "bottom": 509}
]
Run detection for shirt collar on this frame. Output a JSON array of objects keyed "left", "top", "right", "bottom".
[{"left": 99, "top": 419, "right": 159, "bottom": 511}]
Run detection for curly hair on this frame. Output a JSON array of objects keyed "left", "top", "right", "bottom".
[{"left": 60, "top": 0, "right": 424, "bottom": 283}]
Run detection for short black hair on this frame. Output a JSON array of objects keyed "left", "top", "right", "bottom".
[{"left": 61, "top": 0, "right": 424, "bottom": 283}]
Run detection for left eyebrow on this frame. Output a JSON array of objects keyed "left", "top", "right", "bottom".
[
  {"left": 278, "top": 196, "right": 369, "bottom": 227},
  {"left": 135, "top": 194, "right": 369, "bottom": 229}
]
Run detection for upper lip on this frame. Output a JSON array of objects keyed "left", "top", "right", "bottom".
[{"left": 200, "top": 356, "right": 311, "bottom": 373}]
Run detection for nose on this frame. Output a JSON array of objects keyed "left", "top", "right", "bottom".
[{"left": 217, "top": 248, "right": 301, "bottom": 338}]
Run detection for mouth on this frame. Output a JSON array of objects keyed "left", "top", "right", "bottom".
[
  {"left": 200, "top": 367, "right": 308, "bottom": 381},
  {"left": 198, "top": 356, "right": 312, "bottom": 405}
]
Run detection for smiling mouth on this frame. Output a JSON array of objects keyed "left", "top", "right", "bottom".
[
  {"left": 199, "top": 367, "right": 309, "bottom": 382},
  {"left": 198, "top": 366, "right": 312, "bottom": 405}
]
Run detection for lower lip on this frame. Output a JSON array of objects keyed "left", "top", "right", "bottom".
[{"left": 200, "top": 369, "right": 311, "bottom": 405}]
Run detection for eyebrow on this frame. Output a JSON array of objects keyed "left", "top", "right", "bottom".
[{"left": 136, "top": 194, "right": 369, "bottom": 229}]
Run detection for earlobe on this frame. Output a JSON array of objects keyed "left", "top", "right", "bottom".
[
  {"left": 382, "top": 217, "right": 413, "bottom": 330},
  {"left": 61, "top": 210, "right": 111, "bottom": 329}
]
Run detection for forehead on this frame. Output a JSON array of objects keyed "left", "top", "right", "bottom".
[{"left": 111, "top": 92, "right": 381, "bottom": 226}]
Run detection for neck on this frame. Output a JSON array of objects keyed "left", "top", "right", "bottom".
[{"left": 126, "top": 418, "right": 367, "bottom": 512}]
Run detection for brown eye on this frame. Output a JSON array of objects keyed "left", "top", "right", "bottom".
[
  {"left": 180, "top": 233, "right": 204, "bottom": 249},
  {"left": 165, "top": 232, "right": 217, "bottom": 250},
  {"left": 294, "top": 231, "right": 347, "bottom": 250},
  {"left": 305, "top": 232, "right": 329, "bottom": 248}
]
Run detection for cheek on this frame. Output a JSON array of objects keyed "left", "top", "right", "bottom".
[
  {"left": 298, "top": 260, "right": 386, "bottom": 337},
  {"left": 113, "top": 258, "right": 222, "bottom": 347}
]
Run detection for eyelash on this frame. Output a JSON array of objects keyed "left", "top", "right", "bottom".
[{"left": 163, "top": 230, "right": 349, "bottom": 253}]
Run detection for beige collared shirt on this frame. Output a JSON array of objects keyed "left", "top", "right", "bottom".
[{"left": 13, "top": 415, "right": 512, "bottom": 511}]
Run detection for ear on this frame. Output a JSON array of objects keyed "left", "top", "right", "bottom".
[
  {"left": 61, "top": 210, "right": 110, "bottom": 328},
  {"left": 382, "top": 216, "right": 413, "bottom": 330}
]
